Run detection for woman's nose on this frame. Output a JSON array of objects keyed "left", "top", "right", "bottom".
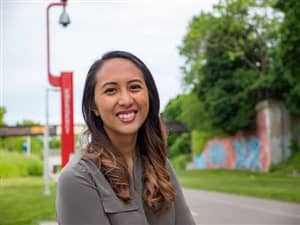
[{"left": 118, "top": 91, "right": 133, "bottom": 106}]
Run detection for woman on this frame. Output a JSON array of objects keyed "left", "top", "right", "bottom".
[{"left": 56, "top": 50, "right": 195, "bottom": 225}]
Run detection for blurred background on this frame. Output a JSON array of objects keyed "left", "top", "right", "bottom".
[{"left": 0, "top": 0, "right": 300, "bottom": 225}]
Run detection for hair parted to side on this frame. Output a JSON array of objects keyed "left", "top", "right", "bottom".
[{"left": 81, "top": 50, "right": 176, "bottom": 212}]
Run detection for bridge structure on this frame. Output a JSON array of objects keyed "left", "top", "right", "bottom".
[
  {"left": 0, "top": 122, "right": 188, "bottom": 137},
  {"left": 0, "top": 125, "right": 56, "bottom": 137}
]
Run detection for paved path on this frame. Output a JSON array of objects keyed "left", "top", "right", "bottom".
[
  {"left": 183, "top": 189, "right": 300, "bottom": 225},
  {"left": 40, "top": 186, "right": 300, "bottom": 225}
]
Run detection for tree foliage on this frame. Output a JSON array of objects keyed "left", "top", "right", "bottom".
[
  {"left": 179, "top": 0, "right": 282, "bottom": 133},
  {"left": 0, "top": 107, "right": 6, "bottom": 126},
  {"left": 16, "top": 120, "right": 41, "bottom": 126},
  {"left": 163, "top": 93, "right": 227, "bottom": 158},
  {"left": 163, "top": 0, "right": 300, "bottom": 159},
  {"left": 0, "top": 115, "right": 43, "bottom": 157},
  {"left": 274, "top": 0, "right": 300, "bottom": 114},
  {"left": 162, "top": 92, "right": 211, "bottom": 131},
  {"left": 167, "top": 133, "right": 191, "bottom": 158}
]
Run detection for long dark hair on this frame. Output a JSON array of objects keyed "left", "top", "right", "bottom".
[{"left": 82, "top": 50, "right": 176, "bottom": 212}]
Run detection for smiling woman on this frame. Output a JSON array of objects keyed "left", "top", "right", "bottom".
[
  {"left": 56, "top": 50, "right": 195, "bottom": 225},
  {"left": 93, "top": 57, "right": 150, "bottom": 141}
]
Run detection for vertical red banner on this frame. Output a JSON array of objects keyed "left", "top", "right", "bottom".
[{"left": 60, "top": 72, "right": 74, "bottom": 167}]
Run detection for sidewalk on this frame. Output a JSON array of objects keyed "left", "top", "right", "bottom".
[
  {"left": 184, "top": 189, "right": 300, "bottom": 225},
  {"left": 39, "top": 222, "right": 58, "bottom": 225}
]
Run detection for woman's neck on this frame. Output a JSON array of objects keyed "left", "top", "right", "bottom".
[{"left": 106, "top": 131, "right": 137, "bottom": 175}]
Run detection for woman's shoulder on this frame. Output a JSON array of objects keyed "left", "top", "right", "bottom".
[
  {"left": 57, "top": 153, "right": 100, "bottom": 187},
  {"left": 165, "top": 158, "right": 175, "bottom": 174}
]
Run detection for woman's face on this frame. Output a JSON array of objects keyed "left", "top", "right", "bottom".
[{"left": 93, "top": 58, "right": 149, "bottom": 139}]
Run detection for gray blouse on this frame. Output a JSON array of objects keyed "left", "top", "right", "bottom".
[{"left": 56, "top": 153, "right": 196, "bottom": 225}]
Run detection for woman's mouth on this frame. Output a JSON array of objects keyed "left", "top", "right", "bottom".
[{"left": 116, "top": 111, "right": 137, "bottom": 123}]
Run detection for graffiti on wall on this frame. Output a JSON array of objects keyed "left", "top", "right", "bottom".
[
  {"left": 194, "top": 107, "right": 270, "bottom": 171},
  {"left": 232, "top": 137, "right": 260, "bottom": 170},
  {"left": 195, "top": 136, "right": 261, "bottom": 171}
]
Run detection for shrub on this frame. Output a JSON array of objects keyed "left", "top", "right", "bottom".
[
  {"left": 0, "top": 136, "right": 43, "bottom": 158},
  {"left": 0, "top": 151, "right": 43, "bottom": 178},
  {"left": 170, "top": 154, "right": 192, "bottom": 171},
  {"left": 168, "top": 133, "right": 191, "bottom": 158}
]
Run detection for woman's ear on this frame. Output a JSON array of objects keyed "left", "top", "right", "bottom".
[
  {"left": 92, "top": 103, "right": 99, "bottom": 116},
  {"left": 93, "top": 109, "right": 100, "bottom": 116}
]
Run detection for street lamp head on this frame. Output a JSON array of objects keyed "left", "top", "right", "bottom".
[{"left": 59, "top": 7, "right": 71, "bottom": 27}]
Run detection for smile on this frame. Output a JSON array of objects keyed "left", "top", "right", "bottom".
[{"left": 116, "top": 111, "right": 137, "bottom": 123}]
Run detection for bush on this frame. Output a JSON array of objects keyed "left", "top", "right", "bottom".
[
  {"left": 290, "top": 139, "right": 300, "bottom": 154},
  {"left": 0, "top": 151, "right": 43, "bottom": 178},
  {"left": 0, "top": 136, "right": 43, "bottom": 158},
  {"left": 168, "top": 133, "right": 191, "bottom": 158},
  {"left": 170, "top": 154, "right": 192, "bottom": 171}
]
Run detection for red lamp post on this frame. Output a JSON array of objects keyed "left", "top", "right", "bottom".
[{"left": 46, "top": 0, "right": 74, "bottom": 167}]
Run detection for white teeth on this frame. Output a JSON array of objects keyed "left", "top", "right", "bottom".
[{"left": 118, "top": 112, "right": 135, "bottom": 120}]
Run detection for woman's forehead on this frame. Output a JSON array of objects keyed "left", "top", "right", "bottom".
[{"left": 95, "top": 58, "right": 144, "bottom": 83}]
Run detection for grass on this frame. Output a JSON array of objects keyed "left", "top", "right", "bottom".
[
  {"left": 1, "top": 174, "right": 299, "bottom": 225},
  {"left": 0, "top": 151, "right": 299, "bottom": 225},
  {"left": 177, "top": 145, "right": 300, "bottom": 203},
  {"left": 0, "top": 151, "right": 42, "bottom": 178},
  {"left": 0, "top": 177, "right": 56, "bottom": 225},
  {"left": 270, "top": 148, "right": 300, "bottom": 176},
  {"left": 177, "top": 169, "right": 300, "bottom": 203}
]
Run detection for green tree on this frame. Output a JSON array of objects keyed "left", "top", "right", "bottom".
[
  {"left": 0, "top": 119, "right": 43, "bottom": 157},
  {"left": 162, "top": 95, "right": 192, "bottom": 160},
  {"left": 49, "top": 136, "right": 61, "bottom": 149},
  {"left": 168, "top": 133, "right": 191, "bottom": 158},
  {"left": 163, "top": 92, "right": 226, "bottom": 157},
  {"left": 16, "top": 119, "right": 40, "bottom": 126},
  {"left": 162, "top": 92, "right": 212, "bottom": 131},
  {"left": 161, "top": 95, "right": 184, "bottom": 123},
  {"left": 179, "top": 0, "right": 281, "bottom": 133},
  {"left": 0, "top": 107, "right": 6, "bottom": 126},
  {"left": 274, "top": 0, "right": 300, "bottom": 114}
]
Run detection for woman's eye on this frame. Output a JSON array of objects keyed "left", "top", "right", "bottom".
[
  {"left": 104, "top": 88, "right": 116, "bottom": 94},
  {"left": 130, "top": 84, "right": 141, "bottom": 91}
]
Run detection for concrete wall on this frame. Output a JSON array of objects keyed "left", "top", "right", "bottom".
[
  {"left": 194, "top": 131, "right": 269, "bottom": 171},
  {"left": 256, "top": 100, "right": 292, "bottom": 165},
  {"left": 193, "top": 100, "right": 292, "bottom": 171}
]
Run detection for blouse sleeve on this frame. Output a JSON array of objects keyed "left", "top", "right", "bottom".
[
  {"left": 166, "top": 160, "right": 196, "bottom": 225},
  {"left": 56, "top": 164, "right": 110, "bottom": 225}
]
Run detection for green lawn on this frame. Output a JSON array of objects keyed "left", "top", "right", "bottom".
[
  {"left": 0, "top": 177, "right": 56, "bottom": 225},
  {"left": 270, "top": 148, "right": 300, "bottom": 176},
  {"left": 1, "top": 170, "right": 300, "bottom": 225},
  {"left": 177, "top": 169, "right": 300, "bottom": 203}
]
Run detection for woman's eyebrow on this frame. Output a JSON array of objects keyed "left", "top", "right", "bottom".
[
  {"left": 100, "top": 78, "right": 143, "bottom": 88},
  {"left": 101, "top": 81, "right": 117, "bottom": 88},
  {"left": 128, "top": 79, "right": 143, "bottom": 84}
]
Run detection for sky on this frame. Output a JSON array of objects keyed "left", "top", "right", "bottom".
[{"left": 1, "top": 0, "right": 218, "bottom": 126}]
